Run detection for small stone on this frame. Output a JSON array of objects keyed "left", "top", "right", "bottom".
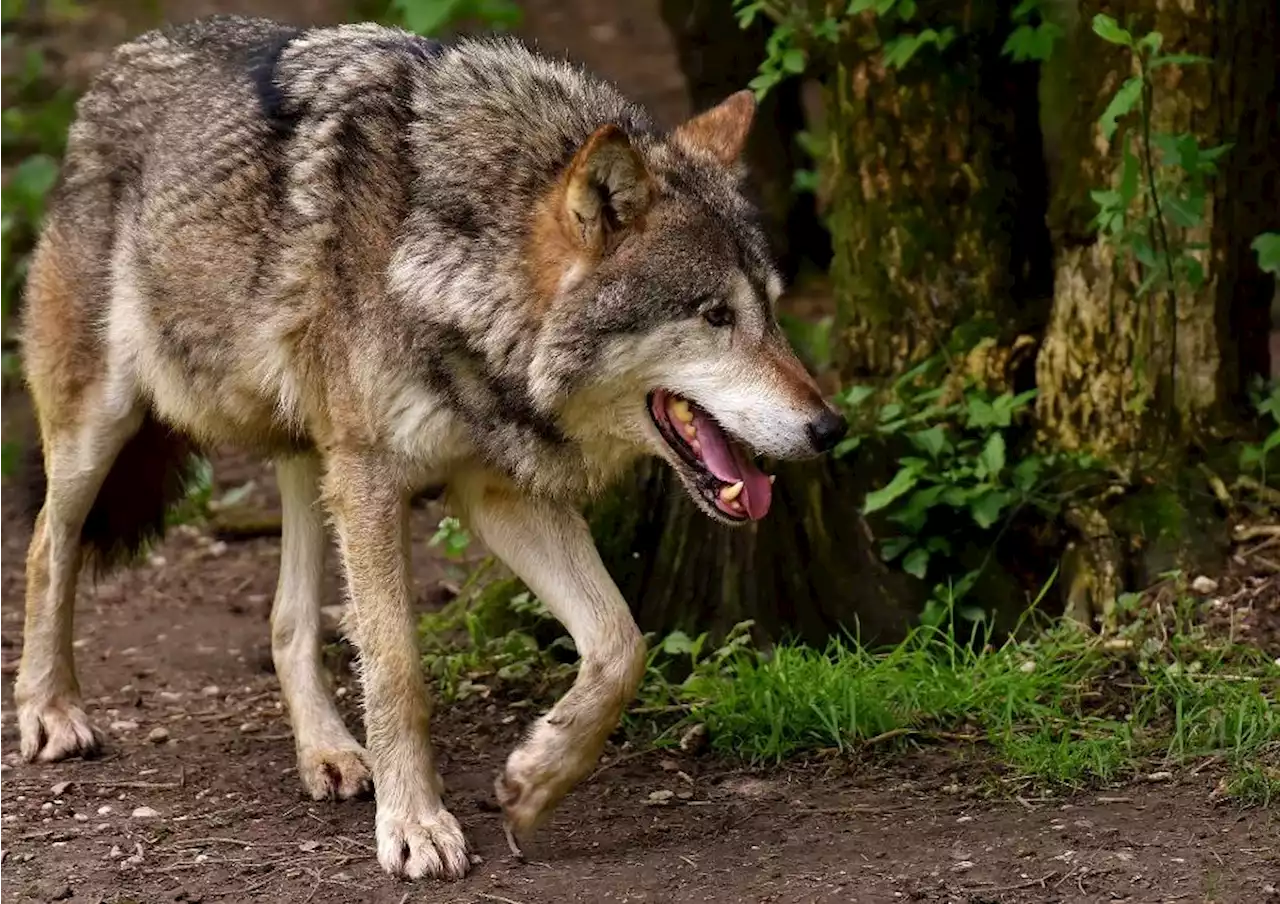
[
  {"left": 73, "top": 813, "right": 89, "bottom": 822},
  {"left": 97, "top": 805, "right": 113, "bottom": 816},
  {"left": 207, "top": 540, "right": 228, "bottom": 557},
  {"left": 957, "top": 815, "right": 975, "bottom": 823},
  {"left": 1019, "top": 660, "right": 1036, "bottom": 673},
  {"left": 158, "top": 691, "right": 183, "bottom": 702},
  {"left": 1144, "top": 771, "right": 1173, "bottom": 783},
  {"left": 201, "top": 685, "right": 221, "bottom": 697},
  {"left": 647, "top": 789, "right": 675, "bottom": 803},
  {"left": 951, "top": 860, "right": 975, "bottom": 872},
  {"left": 110, "top": 720, "right": 139, "bottom": 732},
  {"left": 50, "top": 780, "right": 73, "bottom": 796},
  {"left": 298, "top": 840, "right": 320, "bottom": 852},
  {"left": 47, "top": 884, "right": 73, "bottom": 901},
  {"left": 40, "top": 802, "right": 54, "bottom": 812},
  {"left": 1190, "top": 575, "right": 1218, "bottom": 595},
  {"left": 147, "top": 727, "right": 170, "bottom": 744},
  {"left": 109, "top": 845, "right": 124, "bottom": 860},
  {"left": 679, "top": 723, "right": 708, "bottom": 754},
  {"left": 131, "top": 806, "right": 160, "bottom": 819},
  {"left": 239, "top": 721, "right": 261, "bottom": 734},
  {"left": 676, "top": 790, "right": 694, "bottom": 800}
]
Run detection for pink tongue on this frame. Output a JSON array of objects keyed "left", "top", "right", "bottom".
[{"left": 690, "top": 408, "right": 773, "bottom": 520}]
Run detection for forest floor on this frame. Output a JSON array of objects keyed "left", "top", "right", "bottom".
[{"left": 3, "top": 0, "right": 1279, "bottom": 901}]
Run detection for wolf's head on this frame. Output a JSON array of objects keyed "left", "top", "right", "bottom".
[{"left": 527, "top": 92, "right": 845, "bottom": 525}]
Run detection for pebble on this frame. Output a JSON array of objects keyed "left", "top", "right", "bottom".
[
  {"left": 97, "top": 805, "right": 113, "bottom": 815},
  {"left": 110, "top": 720, "right": 139, "bottom": 732},
  {"left": 131, "top": 806, "right": 160, "bottom": 819},
  {"left": 1190, "top": 575, "right": 1218, "bottom": 595},
  {"left": 47, "top": 884, "right": 73, "bottom": 902},
  {"left": 239, "top": 721, "right": 262, "bottom": 734},
  {"left": 148, "top": 727, "right": 170, "bottom": 744},
  {"left": 50, "top": 781, "right": 73, "bottom": 796},
  {"left": 201, "top": 685, "right": 221, "bottom": 697},
  {"left": 158, "top": 691, "right": 183, "bottom": 702},
  {"left": 298, "top": 840, "right": 320, "bottom": 853},
  {"left": 40, "top": 802, "right": 54, "bottom": 813},
  {"left": 73, "top": 813, "right": 89, "bottom": 822},
  {"left": 109, "top": 845, "right": 124, "bottom": 860},
  {"left": 647, "top": 789, "right": 674, "bottom": 803},
  {"left": 951, "top": 860, "right": 976, "bottom": 872}
]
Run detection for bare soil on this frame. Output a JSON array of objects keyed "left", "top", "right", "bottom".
[
  {"left": 1, "top": 447, "right": 1277, "bottom": 904},
  {"left": 3, "top": 1, "right": 1279, "bottom": 901}
]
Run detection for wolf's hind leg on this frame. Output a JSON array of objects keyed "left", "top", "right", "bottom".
[
  {"left": 271, "top": 455, "right": 372, "bottom": 801},
  {"left": 17, "top": 401, "right": 144, "bottom": 762},
  {"left": 452, "top": 474, "right": 647, "bottom": 849}
]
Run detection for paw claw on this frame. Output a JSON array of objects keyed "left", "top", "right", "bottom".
[
  {"left": 18, "top": 699, "right": 101, "bottom": 763},
  {"left": 376, "top": 808, "right": 470, "bottom": 880},
  {"left": 298, "top": 746, "right": 373, "bottom": 801}
]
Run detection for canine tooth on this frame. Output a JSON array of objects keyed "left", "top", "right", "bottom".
[
  {"left": 769, "top": 475, "right": 776, "bottom": 485},
  {"left": 684, "top": 424, "right": 697, "bottom": 439},
  {"left": 670, "top": 399, "right": 693, "bottom": 423},
  {"left": 720, "top": 481, "right": 744, "bottom": 502}
]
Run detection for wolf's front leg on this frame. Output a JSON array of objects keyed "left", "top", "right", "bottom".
[
  {"left": 452, "top": 474, "right": 646, "bottom": 850},
  {"left": 323, "top": 453, "right": 469, "bottom": 880}
]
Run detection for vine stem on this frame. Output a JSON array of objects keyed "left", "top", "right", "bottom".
[{"left": 1136, "top": 51, "right": 1181, "bottom": 444}]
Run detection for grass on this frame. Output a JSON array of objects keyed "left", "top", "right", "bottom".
[{"left": 418, "top": 561, "right": 1279, "bottom": 802}]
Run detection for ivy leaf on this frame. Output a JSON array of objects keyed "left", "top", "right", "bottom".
[
  {"left": 903, "top": 547, "right": 930, "bottom": 579},
  {"left": 1099, "top": 77, "right": 1142, "bottom": 141},
  {"left": 1091, "top": 14, "right": 1133, "bottom": 47},
  {"left": 863, "top": 466, "right": 920, "bottom": 515},
  {"left": 1252, "top": 232, "right": 1280, "bottom": 276}
]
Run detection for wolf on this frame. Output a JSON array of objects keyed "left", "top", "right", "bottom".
[{"left": 14, "top": 16, "right": 847, "bottom": 880}]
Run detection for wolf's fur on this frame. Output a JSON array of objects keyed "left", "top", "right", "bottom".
[{"left": 16, "top": 17, "right": 843, "bottom": 880}]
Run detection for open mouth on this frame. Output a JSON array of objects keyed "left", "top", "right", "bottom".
[{"left": 647, "top": 389, "right": 774, "bottom": 522}]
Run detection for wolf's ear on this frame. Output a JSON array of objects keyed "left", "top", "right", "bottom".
[
  {"left": 563, "top": 124, "right": 651, "bottom": 253},
  {"left": 672, "top": 90, "right": 755, "bottom": 166}
]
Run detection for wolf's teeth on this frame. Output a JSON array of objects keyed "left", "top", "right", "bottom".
[
  {"left": 684, "top": 424, "right": 697, "bottom": 440},
  {"left": 670, "top": 399, "right": 693, "bottom": 423},
  {"left": 768, "top": 475, "right": 776, "bottom": 484},
  {"left": 720, "top": 481, "right": 744, "bottom": 502},
  {"left": 690, "top": 439, "right": 702, "bottom": 455}
]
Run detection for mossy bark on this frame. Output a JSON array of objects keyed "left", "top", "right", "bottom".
[
  {"left": 1034, "top": 0, "right": 1277, "bottom": 625},
  {"left": 596, "top": 3, "right": 1052, "bottom": 644},
  {"left": 824, "top": 1, "right": 1053, "bottom": 377}
]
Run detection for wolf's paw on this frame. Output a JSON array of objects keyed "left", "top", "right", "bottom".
[
  {"left": 18, "top": 698, "right": 102, "bottom": 763},
  {"left": 494, "top": 738, "right": 585, "bottom": 851},
  {"left": 298, "top": 744, "right": 373, "bottom": 801},
  {"left": 376, "top": 806, "right": 470, "bottom": 880}
]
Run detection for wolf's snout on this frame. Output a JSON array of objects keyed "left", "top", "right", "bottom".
[{"left": 806, "top": 408, "right": 848, "bottom": 453}]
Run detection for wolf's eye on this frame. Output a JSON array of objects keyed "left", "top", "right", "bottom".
[{"left": 703, "top": 305, "right": 735, "bottom": 328}]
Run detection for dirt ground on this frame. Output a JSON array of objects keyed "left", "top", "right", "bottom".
[{"left": 3, "top": 1, "right": 1279, "bottom": 901}]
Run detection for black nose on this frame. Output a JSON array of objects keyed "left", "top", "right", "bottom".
[{"left": 806, "top": 408, "right": 848, "bottom": 453}]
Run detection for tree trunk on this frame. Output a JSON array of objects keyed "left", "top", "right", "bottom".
[
  {"left": 595, "top": 2, "right": 1053, "bottom": 645},
  {"left": 1034, "top": 0, "right": 1278, "bottom": 623},
  {"left": 825, "top": 2, "right": 1053, "bottom": 377}
]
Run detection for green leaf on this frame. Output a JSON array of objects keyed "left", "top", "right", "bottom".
[
  {"left": 1119, "top": 139, "right": 1140, "bottom": 204},
  {"left": 880, "top": 535, "right": 914, "bottom": 562},
  {"left": 1251, "top": 232, "right": 1280, "bottom": 276},
  {"left": 903, "top": 547, "right": 930, "bottom": 579},
  {"left": 1165, "top": 193, "right": 1204, "bottom": 228},
  {"left": 833, "top": 436, "right": 862, "bottom": 458},
  {"left": 1012, "top": 455, "right": 1044, "bottom": 492},
  {"left": 908, "top": 425, "right": 949, "bottom": 460},
  {"left": 1137, "top": 31, "right": 1163, "bottom": 53},
  {"left": 970, "top": 489, "right": 1014, "bottom": 529},
  {"left": 847, "top": 0, "right": 878, "bottom": 13},
  {"left": 897, "top": 0, "right": 917, "bottom": 21},
  {"left": 836, "top": 384, "right": 875, "bottom": 410},
  {"left": 1002, "top": 22, "right": 1063, "bottom": 62},
  {"left": 891, "top": 485, "right": 945, "bottom": 533},
  {"left": 1149, "top": 52, "right": 1212, "bottom": 69},
  {"left": 781, "top": 47, "right": 807, "bottom": 74},
  {"left": 660, "top": 631, "right": 696, "bottom": 656},
  {"left": 1091, "top": 14, "right": 1133, "bottom": 47},
  {"left": 1099, "top": 77, "right": 1142, "bottom": 141},
  {"left": 979, "top": 432, "right": 1006, "bottom": 477},
  {"left": 863, "top": 466, "right": 920, "bottom": 515},
  {"left": 1179, "top": 254, "right": 1205, "bottom": 289}
]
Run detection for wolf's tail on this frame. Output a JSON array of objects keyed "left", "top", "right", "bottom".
[{"left": 21, "top": 411, "right": 201, "bottom": 571}]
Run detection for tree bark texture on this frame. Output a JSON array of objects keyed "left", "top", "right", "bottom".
[
  {"left": 823, "top": 0, "right": 1053, "bottom": 378},
  {"left": 1034, "top": 0, "right": 1278, "bottom": 460}
]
